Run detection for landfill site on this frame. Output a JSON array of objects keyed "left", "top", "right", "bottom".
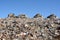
[{"left": 0, "top": 13, "right": 60, "bottom": 40}]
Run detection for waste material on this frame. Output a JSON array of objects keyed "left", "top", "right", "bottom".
[{"left": 0, "top": 13, "right": 60, "bottom": 40}]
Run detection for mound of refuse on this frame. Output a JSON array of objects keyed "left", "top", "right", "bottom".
[{"left": 0, "top": 13, "right": 60, "bottom": 40}]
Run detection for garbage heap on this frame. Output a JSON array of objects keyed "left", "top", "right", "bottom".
[{"left": 0, "top": 13, "right": 60, "bottom": 40}]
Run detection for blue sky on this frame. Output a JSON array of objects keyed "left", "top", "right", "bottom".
[{"left": 0, "top": 0, "right": 60, "bottom": 18}]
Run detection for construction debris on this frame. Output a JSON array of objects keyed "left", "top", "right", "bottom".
[{"left": 0, "top": 13, "right": 60, "bottom": 40}]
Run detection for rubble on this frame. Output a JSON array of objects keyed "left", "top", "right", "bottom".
[
  {"left": 0, "top": 13, "right": 60, "bottom": 40},
  {"left": 33, "top": 13, "right": 43, "bottom": 18},
  {"left": 47, "top": 14, "right": 56, "bottom": 18},
  {"left": 18, "top": 14, "right": 27, "bottom": 18},
  {"left": 8, "top": 13, "right": 15, "bottom": 18}
]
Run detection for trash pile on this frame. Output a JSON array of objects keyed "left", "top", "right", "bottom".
[{"left": 0, "top": 13, "right": 60, "bottom": 40}]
